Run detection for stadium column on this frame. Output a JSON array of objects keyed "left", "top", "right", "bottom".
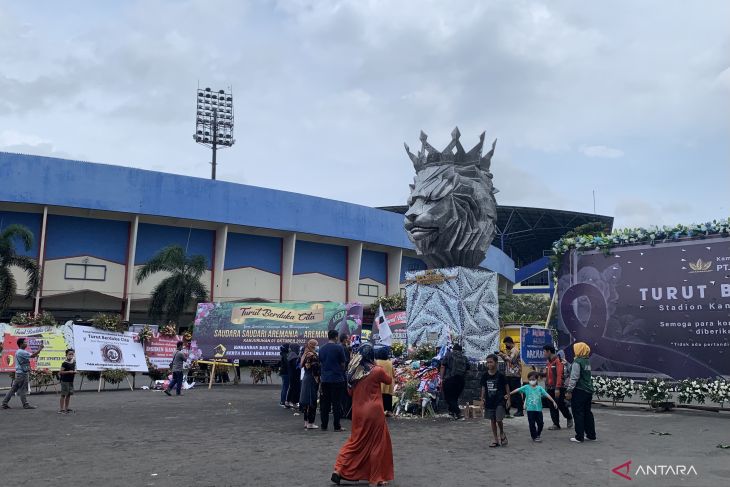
[
  {"left": 122, "top": 215, "right": 139, "bottom": 321},
  {"left": 212, "top": 225, "right": 228, "bottom": 302},
  {"left": 346, "top": 243, "right": 363, "bottom": 303},
  {"left": 386, "top": 249, "right": 402, "bottom": 297},
  {"left": 280, "top": 233, "right": 296, "bottom": 302},
  {"left": 34, "top": 206, "right": 49, "bottom": 314}
]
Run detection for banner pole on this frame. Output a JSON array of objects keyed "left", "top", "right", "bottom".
[
  {"left": 208, "top": 362, "right": 216, "bottom": 390},
  {"left": 544, "top": 289, "right": 558, "bottom": 328}
]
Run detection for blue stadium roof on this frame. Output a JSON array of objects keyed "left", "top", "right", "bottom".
[{"left": 0, "top": 152, "right": 515, "bottom": 282}]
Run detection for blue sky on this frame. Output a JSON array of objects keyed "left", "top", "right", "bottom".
[{"left": 1, "top": 0, "right": 728, "bottom": 229}]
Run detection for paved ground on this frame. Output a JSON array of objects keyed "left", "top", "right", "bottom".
[{"left": 0, "top": 376, "right": 728, "bottom": 487}]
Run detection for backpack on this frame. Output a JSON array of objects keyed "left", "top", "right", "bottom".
[
  {"left": 562, "top": 359, "right": 571, "bottom": 384},
  {"left": 449, "top": 352, "right": 468, "bottom": 378}
]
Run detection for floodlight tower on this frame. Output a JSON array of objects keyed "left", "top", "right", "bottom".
[{"left": 193, "top": 86, "right": 235, "bottom": 180}]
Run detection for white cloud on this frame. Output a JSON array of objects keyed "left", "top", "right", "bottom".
[
  {"left": 0, "top": 0, "right": 727, "bottom": 230},
  {"left": 580, "top": 145, "right": 625, "bottom": 159},
  {"left": 0, "top": 130, "right": 48, "bottom": 147}
]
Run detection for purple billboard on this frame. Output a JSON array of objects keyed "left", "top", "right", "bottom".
[{"left": 557, "top": 236, "right": 730, "bottom": 379}]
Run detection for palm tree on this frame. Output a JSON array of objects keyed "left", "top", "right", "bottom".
[
  {"left": 0, "top": 224, "right": 40, "bottom": 313},
  {"left": 135, "top": 245, "right": 208, "bottom": 325}
]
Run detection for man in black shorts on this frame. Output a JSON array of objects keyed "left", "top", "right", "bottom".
[
  {"left": 481, "top": 354, "right": 510, "bottom": 447},
  {"left": 58, "top": 348, "right": 77, "bottom": 413}
]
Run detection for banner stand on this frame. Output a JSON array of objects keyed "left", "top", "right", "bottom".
[
  {"left": 191, "top": 360, "right": 237, "bottom": 390},
  {"left": 96, "top": 372, "right": 134, "bottom": 392},
  {"left": 208, "top": 362, "right": 216, "bottom": 390}
]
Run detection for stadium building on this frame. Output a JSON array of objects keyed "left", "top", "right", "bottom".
[
  {"left": 0, "top": 152, "right": 516, "bottom": 324},
  {"left": 1, "top": 152, "right": 611, "bottom": 324}
]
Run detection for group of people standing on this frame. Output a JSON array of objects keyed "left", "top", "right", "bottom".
[
  {"left": 480, "top": 339, "right": 597, "bottom": 446},
  {"left": 277, "top": 331, "right": 395, "bottom": 486},
  {"left": 274, "top": 333, "right": 596, "bottom": 485},
  {"left": 279, "top": 330, "right": 350, "bottom": 430}
]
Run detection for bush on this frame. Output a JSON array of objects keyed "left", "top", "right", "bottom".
[
  {"left": 639, "top": 378, "right": 670, "bottom": 406},
  {"left": 92, "top": 313, "right": 126, "bottom": 332},
  {"left": 391, "top": 342, "right": 405, "bottom": 358},
  {"left": 30, "top": 369, "right": 55, "bottom": 389},
  {"left": 707, "top": 379, "right": 730, "bottom": 407},
  {"left": 369, "top": 295, "right": 405, "bottom": 313},
  {"left": 147, "top": 367, "right": 167, "bottom": 381},
  {"left": 498, "top": 292, "right": 550, "bottom": 323},
  {"left": 81, "top": 371, "right": 101, "bottom": 382},
  {"left": 409, "top": 344, "right": 438, "bottom": 361},
  {"left": 592, "top": 376, "right": 608, "bottom": 399},
  {"left": 677, "top": 379, "right": 709, "bottom": 404},
  {"left": 101, "top": 369, "right": 128, "bottom": 384},
  {"left": 10, "top": 311, "right": 57, "bottom": 327}
]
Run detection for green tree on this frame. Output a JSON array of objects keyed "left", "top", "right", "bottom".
[
  {"left": 0, "top": 224, "right": 40, "bottom": 313},
  {"left": 561, "top": 221, "right": 611, "bottom": 239},
  {"left": 498, "top": 291, "right": 550, "bottom": 323},
  {"left": 135, "top": 245, "right": 208, "bottom": 325}
]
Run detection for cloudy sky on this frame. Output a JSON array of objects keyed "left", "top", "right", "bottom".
[{"left": 1, "top": 0, "right": 728, "bottom": 229}]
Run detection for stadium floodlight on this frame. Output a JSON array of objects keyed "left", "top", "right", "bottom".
[{"left": 193, "top": 85, "right": 235, "bottom": 180}]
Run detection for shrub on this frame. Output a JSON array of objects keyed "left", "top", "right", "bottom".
[
  {"left": 101, "top": 369, "right": 128, "bottom": 384},
  {"left": 92, "top": 313, "right": 126, "bottom": 332},
  {"left": 639, "top": 378, "right": 670, "bottom": 406}
]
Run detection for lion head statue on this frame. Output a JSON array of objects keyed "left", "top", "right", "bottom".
[{"left": 404, "top": 128, "right": 498, "bottom": 268}]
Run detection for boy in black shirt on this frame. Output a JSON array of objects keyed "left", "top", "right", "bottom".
[
  {"left": 58, "top": 348, "right": 77, "bottom": 414},
  {"left": 480, "top": 354, "right": 510, "bottom": 447}
]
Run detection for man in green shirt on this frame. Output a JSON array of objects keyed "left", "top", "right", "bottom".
[{"left": 565, "top": 342, "right": 596, "bottom": 443}]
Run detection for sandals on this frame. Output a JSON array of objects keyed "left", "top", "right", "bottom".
[
  {"left": 489, "top": 441, "right": 500, "bottom": 447},
  {"left": 500, "top": 433, "right": 508, "bottom": 446}
]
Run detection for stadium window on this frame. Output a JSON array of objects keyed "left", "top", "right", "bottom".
[
  {"left": 358, "top": 283, "right": 379, "bottom": 298},
  {"left": 64, "top": 263, "right": 107, "bottom": 281}
]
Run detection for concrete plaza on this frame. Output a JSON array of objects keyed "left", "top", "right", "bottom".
[{"left": 0, "top": 378, "right": 728, "bottom": 487}]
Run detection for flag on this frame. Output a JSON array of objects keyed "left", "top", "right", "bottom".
[{"left": 375, "top": 304, "right": 393, "bottom": 346}]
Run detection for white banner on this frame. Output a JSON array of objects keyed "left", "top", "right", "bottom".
[{"left": 72, "top": 325, "right": 147, "bottom": 372}]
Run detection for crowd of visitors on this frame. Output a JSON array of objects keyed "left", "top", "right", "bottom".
[
  {"left": 270, "top": 333, "right": 596, "bottom": 485},
  {"left": 1, "top": 330, "right": 595, "bottom": 487}
]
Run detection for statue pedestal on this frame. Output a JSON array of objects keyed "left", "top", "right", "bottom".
[{"left": 405, "top": 266, "right": 499, "bottom": 360}]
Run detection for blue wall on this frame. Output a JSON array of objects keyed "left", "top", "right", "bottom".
[
  {"left": 0, "top": 210, "right": 42, "bottom": 257},
  {"left": 400, "top": 256, "right": 427, "bottom": 282},
  {"left": 360, "top": 249, "right": 387, "bottom": 284},
  {"left": 224, "top": 233, "right": 281, "bottom": 274},
  {"left": 294, "top": 240, "right": 346, "bottom": 280},
  {"left": 135, "top": 223, "right": 214, "bottom": 269},
  {"left": 45, "top": 215, "right": 128, "bottom": 263},
  {"left": 0, "top": 152, "right": 516, "bottom": 282},
  {"left": 0, "top": 152, "right": 412, "bottom": 249}
]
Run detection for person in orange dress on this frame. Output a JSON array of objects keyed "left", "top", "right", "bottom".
[{"left": 331, "top": 344, "right": 394, "bottom": 487}]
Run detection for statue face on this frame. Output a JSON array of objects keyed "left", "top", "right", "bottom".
[{"left": 405, "top": 164, "right": 497, "bottom": 268}]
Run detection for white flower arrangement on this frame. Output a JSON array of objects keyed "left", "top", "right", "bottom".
[
  {"left": 677, "top": 379, "right": 710, "bottom": 404},
  {"left": 592, "top": 376, "right": 609, "bottom": 398},
  {"left": 592, "top": 376, "right": 634, "bottom": 404},
  {"left": 595, "top": 377, "right": 729, "bottom": 408},
  {"left": 639, "top": 378, "right": 670, "bottom": 405},
  {"left": 706, "top": 379, "right": 730, "bottom": 407},
  {"left": 549, "top": 218, "right": 730, "bottom": 276},
  {"left": 605, "top": 377, "right": 634, "bottom": 402}
]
